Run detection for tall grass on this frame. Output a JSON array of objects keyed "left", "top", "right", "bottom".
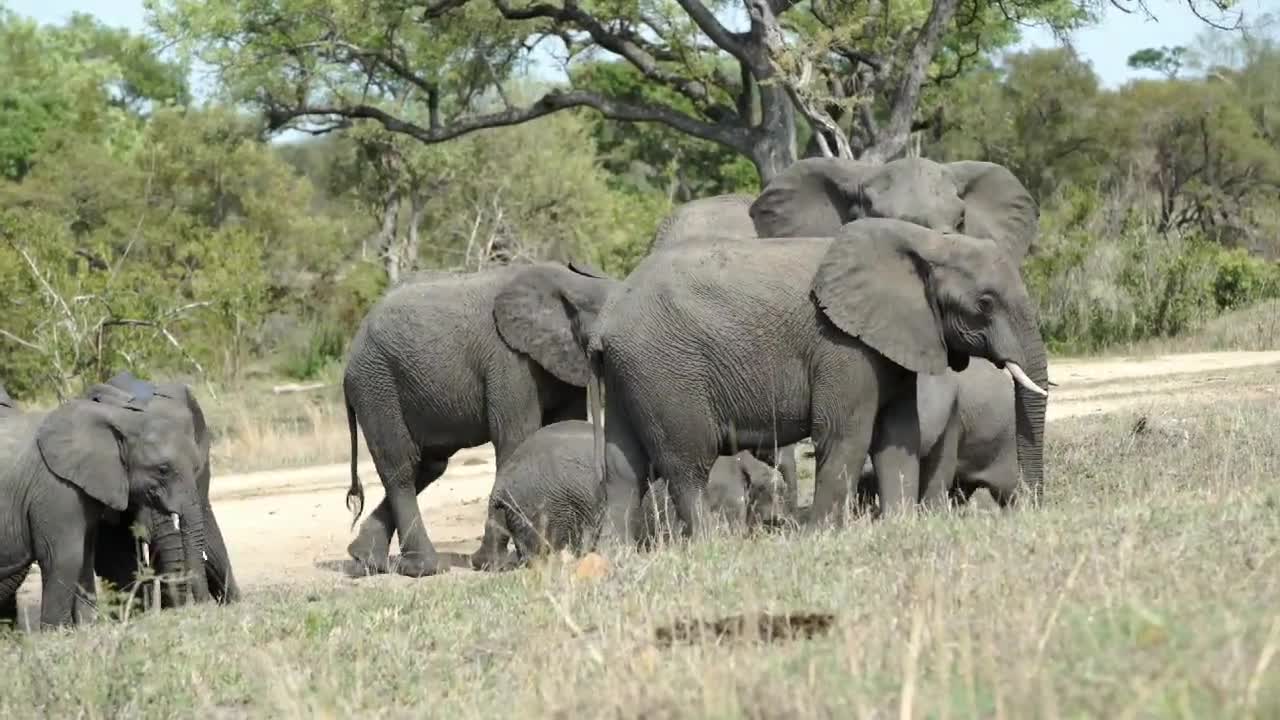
[{"left": 3, "top": 396, "right": 1278, "bottom": 717}]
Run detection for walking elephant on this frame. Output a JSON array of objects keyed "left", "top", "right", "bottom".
[
  {"left": 587, "top": 218, "right": 1048, "bottom": 546},
  {"left": 469, "top": 421, "right": 785, "bottom": 570},
  {"left": 748, "top": 157, "right": 1048, "bottom": 501},
  {"left": 87, "top": 371, "right": 239, "bottom": 607},
  {"left": 343, "top": 261, "right": 616, "bottom": 577},
  {"left": 0, "top": 386, "right": 206, "bottom": 630}
]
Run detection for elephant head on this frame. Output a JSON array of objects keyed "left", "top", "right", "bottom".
[
  {"left": 37, "top": 394, "right": 203, "bottom": 552},
  {"left": 492, "top": 261, "right": 618, "bottom": 388},
  {"left": 813, "top": 218, "right": 1046, "bottom": 451},
  {"left": 749, "top": 157, "right": 1039, "bottom": 263},
  {"left": 85, "top": 376, "right": 213, "bottom": 605},
  {"left": 709, "top": 450, "right": 791, "bottom": 529},
  {"left": 751, "top": 157, "right": 1047, "bottom": 500}
]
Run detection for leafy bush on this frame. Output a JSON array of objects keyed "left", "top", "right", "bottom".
[{"left": 1028, "top": 184, "right": 1280, "bottom": 354}]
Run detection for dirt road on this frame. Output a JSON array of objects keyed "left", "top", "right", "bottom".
[{"left": 13, "top": 350, "right": 1280, "bottom": 622}]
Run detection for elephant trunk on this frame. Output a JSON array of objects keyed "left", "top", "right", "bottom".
[
  {"left": 180, "top": 501, "right": 211, "bottom": 604},
  {"left": 1012, "top": 304, "right": 1049, "bottom": 503},
  {"left": 145, "top": 506, "right": 187, "bottom": 608},
  {"left": 146, "top": 501, "right": 210, "bottom": 606}
]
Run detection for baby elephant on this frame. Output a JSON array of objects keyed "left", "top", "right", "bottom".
[{"left": 470, "top": 421, "right": 784, "bottom": 570}]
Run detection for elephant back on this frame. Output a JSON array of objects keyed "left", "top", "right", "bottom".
[{"left": 650, "top": 194, "right": 757, "bottom": 253}]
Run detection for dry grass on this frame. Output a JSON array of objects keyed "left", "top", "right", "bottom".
[
  {"left": 3, "top": 397, "right": 1279, "bottom": 718},
  {"left": 1069, "top": 300, "right": 1280, "bottom": 360},
  {"left": 198, "top": 380, "right": 369, "bottom": 474}
]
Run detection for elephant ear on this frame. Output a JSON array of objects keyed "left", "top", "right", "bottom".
[
  {"left": 750, "top": 158, "right": 874, "bottom": 238},
  {"left": 493, "top": 265, "right": 590, "bottom": 387},
  {"left": 36, "top": 399, "right": 132, "bottom": 512},
  {"left": 155, "top": 383, "right": 209, "bottom": 460},
  {"left": 811, "top": 219, "right": 949, "bottom": 375},
  {"left": 945, "top": 161, "right": 1039, "bottom": 264},
  {"left": 567, "top": 258, "right": 610, "bottom": 280},
  {"left": 105, "top": 370, "right": 156, "bottom": 406},
  {"left": 86, "top": 381, "right": 150, "bottom": 412}
]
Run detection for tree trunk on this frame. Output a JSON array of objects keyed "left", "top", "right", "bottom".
[
  {"left": 375, "top": 189, "right": 402, "bottom": 285},
  {"left": 749, "top": 85, "right": 798, "bottom": 184},
  {"left": 404, "top": 193, "right": 425, "bottom": 278}
]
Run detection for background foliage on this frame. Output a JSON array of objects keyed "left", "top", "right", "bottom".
[{"left": 1, "top": 4, "right": 1278, "bottom": 399}]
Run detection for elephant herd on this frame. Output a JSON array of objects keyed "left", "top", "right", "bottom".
[{"left": 0, "top": 155, "right": 1051, "bottom": 631}]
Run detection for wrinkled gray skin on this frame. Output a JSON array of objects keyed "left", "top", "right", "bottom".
[
  {"left": 0, "top": 389, "right": 203, "bottom": 630},
  {"left": 588, "top": 218, "right": 1046, "bottom": 545},
  {"left": 343, "top": 262, "right": 616, "bottom": 577},
  {"left": 88, "top": 371, "right": 238, "bottom": 607},
  {"left": 748, "top": 157, "right": 1048, "bottom": 502},
  {"left": 469, "top": 421, "right": 782, "bottom": 569},
  {"left": 648, "top": 193, "right": 800, "bottom": 512}
]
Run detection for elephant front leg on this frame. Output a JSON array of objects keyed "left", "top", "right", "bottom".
[
  {"left": 869, "top": 380, "right": 922, "bottom": 518},
  {"left": 598, "top": 402, "right": 650, "bottom": 549},
  {"left": 471, "top": 504, "right": 514, "bottom": 571},
  {"left": 0, "top": 567, "right": 30, "bottom": 631},
  {"left": 918, "top": 411, "right": 961, "bottom": 512}
]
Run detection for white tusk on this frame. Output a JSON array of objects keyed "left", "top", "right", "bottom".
[
  {"left": 202, "top": 550, "right": 208, "bottom": 562},
  {"left": 171, "top": 513, "right": 181, "bottom": 531},
  {"left": 1007, "top": 362, "right": 1049, "bottom": 397}
]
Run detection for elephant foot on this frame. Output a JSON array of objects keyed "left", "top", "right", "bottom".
[
  {"left": 347, "top": 533, "right": 392, "bottom": 575},
  {"left": 393, "top": 550, "right": 444, "bottom": 578}
]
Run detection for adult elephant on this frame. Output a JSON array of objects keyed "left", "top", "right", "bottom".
[
  {"left": 647, "top": 194, "right": 800, "bottom": 512},
  {"left": 88, "top": 371, "right": 239, "bottom": 607},
  {"left": 588, "top": 219, "right": 1048, "bottom": 545},
  {"left": 0, "top": 385, "right": 206, "bottom": 629},
  {"left": 344, "top": 261, "right": 615, "bottom": 577},
  {"left": 748, "top": 157, "right": 1048, "bottom": 501}
]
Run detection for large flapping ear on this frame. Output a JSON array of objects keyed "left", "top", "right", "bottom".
[
  {"left": 36, "top": 399, "right": 132, "bottom": 512},
  {"left": 750, "top": 158, "right": 876, "bottom": 238},
  {"left": 944, "top": 161, "right": 1039, "bottom": 264},
  {"left": 811, "top": 218, "right": 949, "bottom": 375},
  {"left": 493, "top": 264, "right": 591, "bottom": 387}
]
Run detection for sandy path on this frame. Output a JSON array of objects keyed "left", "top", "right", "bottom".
[{"left": 13, "top": 350, "right": 1280, "bottom": 624}]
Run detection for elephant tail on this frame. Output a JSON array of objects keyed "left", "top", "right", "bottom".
[
  {"left": 587, "top": 346, "right": 607, "bottom": 547},
  {"left": 344, "top": 386, "right": 365, "bottom": 528}
]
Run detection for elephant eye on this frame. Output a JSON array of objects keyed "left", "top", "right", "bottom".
[
  {"left": 977, "top": 295, "right": 995, "bottom": 314},
  {"left": 156, "top": 463, "right": 173, "bottom": 477}
]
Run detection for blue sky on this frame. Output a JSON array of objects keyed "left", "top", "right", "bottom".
[{"left": 7, "top": 0, "right": 1275, "bottom": 89}]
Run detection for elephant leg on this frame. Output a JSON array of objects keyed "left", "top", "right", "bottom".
[
  {"left": 777, "top": 445, "right": 799, "bottom": 514},
  {"left": 347, "top": 398, "right": 447, "bottom": 575},
  {"left": 599, "top": 399, "right": 650, "bottom": 549},
  {"left": 660, "top": 456, "right": 716, "bottom": 542},
  {"left": 810, "top": 392, "right": 879, "bottom": 527},
  {"left": 94, "top": 519, "right": 143, "bottom": 614},
  {"left": 74, "top": 531, "right": 99, "bottom": 626},
  {"left": 919, "top": 410, "right": 961, "bottom": 511},
  {"left": 869, "top": 379, "right": 922, "bottom": 518},
  {"left": 387, "top": 454, "right": 449, "bottom": 578},
  {"left": 472, "top": 504, "right": 514, "bottom": 571},
  {"left": 200, "top": 501, "right": 240, "bottom": 604},
  {"left": 0, "top": 567, "right": 29, "bottom": 631}
]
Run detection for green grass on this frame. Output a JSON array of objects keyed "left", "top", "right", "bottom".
[{"left": 3, "top": 398, "right": 1280, "bottom": 718}]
